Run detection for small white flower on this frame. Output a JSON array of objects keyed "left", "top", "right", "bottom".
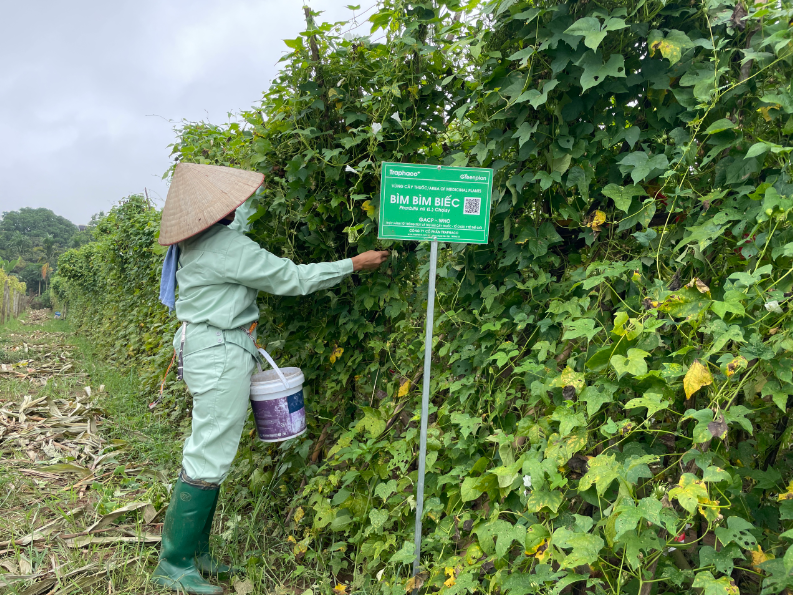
[
  {"left": 376, "top": 569, "right": 385, "bottom": 581},
  {"left": 345, "top": 165, "right": 356, "bottom": 173},
  {"left": 390, "top": 111, "right": 402, "bottom": 123},
  {"left": 371, "top": 122, "right": 382, "bottom": 134},
  {"left": 765, "top": 300, "right": 783, "bottom": 314},
  {"left": 523, "top": 475, "right": 532, "bottom": 488}
]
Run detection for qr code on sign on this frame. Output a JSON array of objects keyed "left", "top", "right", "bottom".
[{"left": 463, "top": 197, "right": 480, "bottom": 215}]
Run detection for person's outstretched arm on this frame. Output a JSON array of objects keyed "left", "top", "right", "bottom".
[{"left": 227, "top": 235, "right": 388, "bottom": 296}]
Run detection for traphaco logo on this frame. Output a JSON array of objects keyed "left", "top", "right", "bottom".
[{"left": 391, "top": 170, "right": 419, "bottom": 177}]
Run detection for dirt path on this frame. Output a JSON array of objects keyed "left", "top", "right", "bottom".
[{"left": 0, "top": 310, "right": 173, "bottom": 594}]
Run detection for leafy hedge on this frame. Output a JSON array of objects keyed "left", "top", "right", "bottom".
[{"left": 56, "top": 1, "right": 793, "bottom": 594}]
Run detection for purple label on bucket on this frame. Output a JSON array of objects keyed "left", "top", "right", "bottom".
[{"left": 251, "top": 390, "right": 306, "bottom": 441}]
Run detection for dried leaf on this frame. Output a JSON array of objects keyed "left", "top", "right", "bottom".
[
  {"left": 62, "top": 533, "right": 161, "bottom": 547},
  {"left": 405, "top": 572, "right": 428, "bottom": 592},
  {"left": 234, "top": 578, "right": 254, "bottom": 595},
  {"left": 40, "top": 463, "right": 92, "bottom": 478},
  {"left": 398, "top": 379, "right": 410, "bottom": 398},
  {"left": 87, "top": 501, "right": 152, "bottom": 532},
  {"left": 142, "top": 504, "right": 159, "bottom": 524},
  {"left": 686, "top": 277, "right": 711, "bottom": 295},
  {"left": 708, "top": 414, "right": 728, "bottom": 440},
  {"left": 0, "top": 560, "right": 18, "bottom": 574},
  {"left": 18, "top": 555, "right": 32, "bottom": 574}
]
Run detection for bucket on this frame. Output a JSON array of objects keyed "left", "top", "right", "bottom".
[{"left": 250, "top": 348, "right": 306, "bottom": 442}]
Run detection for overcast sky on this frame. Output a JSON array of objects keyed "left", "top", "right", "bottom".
[{"left": 0, "top": 1, "right": 365, "bottom": 225}]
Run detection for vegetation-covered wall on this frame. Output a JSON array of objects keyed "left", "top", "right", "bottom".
[{"left": 56, "top": 1, "right": 793, "bottom": 593}]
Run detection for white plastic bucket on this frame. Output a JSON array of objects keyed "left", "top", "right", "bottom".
[{"left": 250, "top": 348, "right": 306, "bottom": 442}]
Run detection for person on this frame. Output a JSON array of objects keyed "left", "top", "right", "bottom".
[{"left": 152, "top": 163, "right": 388, "bottom": 594}]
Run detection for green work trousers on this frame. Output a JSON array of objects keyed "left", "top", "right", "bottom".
[{"left": 181, "top": 341, "right": 257, "bottom": 484}]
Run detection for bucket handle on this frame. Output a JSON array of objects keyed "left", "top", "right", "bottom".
[{"left": 257, "top": 347, "right": 291, "bottom": 390}]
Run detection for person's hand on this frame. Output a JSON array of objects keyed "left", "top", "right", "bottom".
[{"left": 351, "top": 250, "right": 389, "bottom": 272}]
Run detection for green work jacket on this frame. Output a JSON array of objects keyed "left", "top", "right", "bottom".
[{"left": 173, "top": 198, "right": 353, "bottom": 357}]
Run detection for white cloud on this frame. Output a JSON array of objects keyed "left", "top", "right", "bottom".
[{"left": 0, "top": 0, "right": 358, "bottom": 223}]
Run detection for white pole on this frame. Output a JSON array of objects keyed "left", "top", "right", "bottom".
[{"left": 412, "top": 239, "right": 438, "bottom": 592}]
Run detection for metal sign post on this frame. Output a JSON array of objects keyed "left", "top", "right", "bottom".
[
  {"left": 412, "top": 238, "right": 437, "bottom": 585},
  {"left": 378, "top": 162, "right": 492, "bottom": 588}
]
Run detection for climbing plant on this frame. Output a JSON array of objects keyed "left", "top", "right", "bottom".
[{"left": 56, "top": 0, "right": 793, "bottom": 593}]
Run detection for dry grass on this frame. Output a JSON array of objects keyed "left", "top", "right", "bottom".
[{"left": 0, "top": 312, "right": 172, "bottom": 594}]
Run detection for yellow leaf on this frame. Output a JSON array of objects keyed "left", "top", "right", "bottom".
[
  {"left": 683, "top": 360, "right": 712, "bottom": 399},
  {"left": 656, "top": 39, "right": 683, "bottom": 64},
  {"left": 698, "top": 498, "right": 721, "bottom": 523},
  {"left": 587, "top": 210, "right": 607, "bottom": 231},
  {"left": 553, "top": 366, "right": 585, "bottom": 391},
  {"left": 334, "top": 585, "right": 347, "bottom": 594},
  {"left": 287, "top": 535, "right": 297, "bottom": 544},
  {"left": 750, "top": 545, "right": 773, "bottom": 571},
  {"left": 778, "top": 480, "right": 793, "bottom": 501},
  {"left": 362, "top": 200, "right": 376, "bottom": 217},
  {"left": 758, "top": 105, "right": 781, "bottom": 122},
  {"left": 534, "top": 539, "right": 550, "bottom": 562},
  {"left": 398, "top": 379, "right": 410, "bottom": 398},
  {"left": 725, "top": 356, "right": 748, "bottom": 377},
  {"left": 444, "top": 567, "right": 456, "bottom": 587},
  {"left": 465, "top": 543, "right": 483, "bottom": 565},
  {"left": 293, "top": 507, "right": 305, "bottom": 523},
  {"left": 330, "top": 347, "right": 344, "bottom": 364},
  {"left": 525, "top": 538, "right": 548, "bottom": 559},
  {"left": 669, "top": 473, "right": 709, "bottom": 513}
]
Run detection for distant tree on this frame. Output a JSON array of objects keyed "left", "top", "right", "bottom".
[
  {"left": 43, "top": 235, "right": 56, "bottom": 264},
  {"left": 19, "top": 263, "right": 43, "bottom": 294},
  {"left": 0, "top": 208, "right": 77, "bottom": 245},
  {"left": 0, "top": 208, "right": 78, "bottom": 262},
  {"left": 8, "top": 231, "right": 30, "bottom": 256}
]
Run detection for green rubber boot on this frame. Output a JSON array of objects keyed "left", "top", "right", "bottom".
[
  {"left": 151, "top": 475, "right": 224, "bottom": 595},
  {"left": 194, "top": 490, "right": 233, "bottom": 576}
]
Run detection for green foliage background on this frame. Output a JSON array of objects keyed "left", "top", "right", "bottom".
[{"left": 55, "top": 0, "right": 793, "bottom": 593}]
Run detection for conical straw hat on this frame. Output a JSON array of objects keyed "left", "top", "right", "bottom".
[{"left": 158, "top": 163, "right": 264, "bottom": 245}]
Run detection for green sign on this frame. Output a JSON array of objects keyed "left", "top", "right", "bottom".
[{"left": 378, "top": 162, "right": 493, "bottom": 244}]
